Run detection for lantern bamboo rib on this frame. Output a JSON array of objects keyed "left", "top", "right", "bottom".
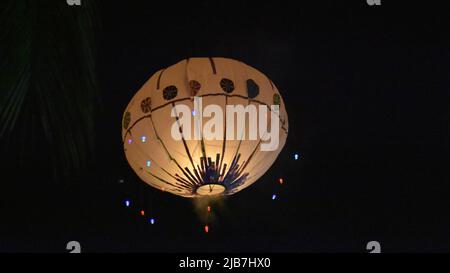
[
  {"left": 237, "top": 139, "right": 262, "bottom": 178},
  {"left": 226, "top": 90, "right": 251, "bottom": 173},
  {"left": 171, "top": 102, "right": 198, "bottom": 172},
  {"left": 208, "top": 57, "right": 217, "bottom": 74},
  {"left": 218, "top": 96, "right": 228, "bottom": 177},
  {"left": 148, "top": 113, "right": 197, "bottom": 186},
  {"left": 156, "top": 69, "right": 166, "bottom": 90}
]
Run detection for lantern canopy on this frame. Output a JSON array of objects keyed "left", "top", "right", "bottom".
[{"left": 122, "top": 58, "right": 288, "bottom": 198}]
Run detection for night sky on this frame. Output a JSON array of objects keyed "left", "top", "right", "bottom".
[{"left": 1, "top": 1, "right": 449, "bottom": 252}]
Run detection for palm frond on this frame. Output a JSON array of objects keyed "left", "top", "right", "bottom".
[{"left": 0, "top": 0, "right": 100, "bottom": 182}]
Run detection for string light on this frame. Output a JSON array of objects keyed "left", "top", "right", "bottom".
[
  {"left": 146, "top": 160, "right": 151, "bottom": 167},
  {"left": 294, "top": 153, "right": 299, "bottom": 160},
  {"left": 140, "top": 210, "right": 145, "bottom": 216},
  {"left": 125, "top": 200, "right": 130, "bottom": 207},
  {"left": 272, "top": 194, "right": 277, "bottom": 200},
  {"left": 128, "top": 139, "right": 132, "bottom": 144},
  {"left": 278, "top": 178, "right": 284, "bottom": 185},
  {"left": 141, "top": 136, "right": 147, "bottom": 143},
  {"left": 207, "top": 206, "right": 211, "bottom": 213},
  {"left": 150, "top": 218, "right": 155, "bottom": 224},
  {"left": 204, "top": 225, "right": 209, "bottom": 233}
]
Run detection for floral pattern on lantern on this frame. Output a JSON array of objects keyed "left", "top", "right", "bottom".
[{"left": 140, "top": 97, "right": 152, "bottom": 113}]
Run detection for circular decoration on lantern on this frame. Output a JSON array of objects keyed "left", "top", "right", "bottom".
[
  {"left": 123, "top": 111, "right": 131, "bottom": 129},
  {"left": 163, "top": 85, "right": 178, "bottom": 100},
  {"left": 189, "top": 80, "right": 201, "bottom": 96},
  {"left": 246, "top": 79, "right": 259, "bottom": 98},
  {"left": 140, "top": 97, "right": 152, "bottom": 113},
  {"left": 220, "top": 78, "right": 235, "bottom": 93},
  {"left": 122, "top": 57, "right": 288, "bottom": 198},
  {"left": 273, "top": 93, "right": 281, "bottom": 105}
]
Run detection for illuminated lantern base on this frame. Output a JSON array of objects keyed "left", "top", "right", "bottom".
[{"left": 196, "top": 184, "right": 226, "bottom": 196}]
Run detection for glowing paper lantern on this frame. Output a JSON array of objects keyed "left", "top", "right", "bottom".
[{"left": 122, "top": 58, "right": 288, "bottom": 198}]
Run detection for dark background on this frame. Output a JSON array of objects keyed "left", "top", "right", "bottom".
[{"left": 0, "top": 1, "right": 449, "bottom": 252}]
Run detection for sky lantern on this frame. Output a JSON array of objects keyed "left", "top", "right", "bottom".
[{"left": 122, "top": 58, "right": 288, "bottom": 198}]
